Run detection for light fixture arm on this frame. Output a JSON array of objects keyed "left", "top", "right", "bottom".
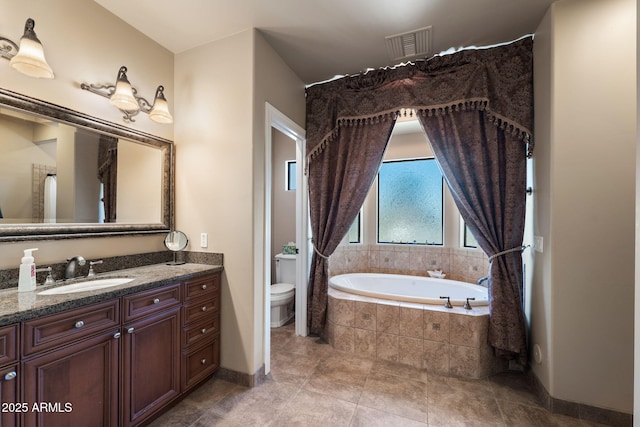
[
  {"left": 80, "top": 82, "right": 155, "bottom": 122},
  {"left": 0, "top": 37, "right": 19, "bottom": 60},
  {"left": 81, "top": 66, "right": 172, "bottom": 124}
]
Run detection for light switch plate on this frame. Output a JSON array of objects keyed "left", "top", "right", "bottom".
[{"left": 534, "top": 236, "right": 543, "bottom": 253}]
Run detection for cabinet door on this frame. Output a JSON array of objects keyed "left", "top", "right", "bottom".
[
  {"left": 0, "top": 365, "right": 19, "bottom": 427},
  {"left": 122, "top": 307, "right": 180, "bottom": 427},
  {"left": 22, "top": 330, "right": 120, "bottom": 427}
]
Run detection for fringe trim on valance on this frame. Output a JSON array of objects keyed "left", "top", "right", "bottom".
[{"left": 306, "top": 98, "right": 534, "bottom": 166}]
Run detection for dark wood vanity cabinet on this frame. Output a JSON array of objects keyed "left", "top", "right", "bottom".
[
  {"left": 0, "top": 325, "right": 19, "bottom": 427},
  {"left": 122, "top": 284, "right": 181, "bottom": 427},
  {"left": 181, "top": 274, "right": 221, "bottom": 391},
  {"left": 22, "top": 299, "right": 121, "bottom": 427},
  {"left": 17, "top": 271, "right": 221, "bottom": 427}
]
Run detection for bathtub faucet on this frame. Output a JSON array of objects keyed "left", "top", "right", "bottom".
[
  {"left": 464, "top": 297, "right": 476, "bottom": 310},
  {"left": 439, "top": 296, "right": 453, "bottom": 309},
  {"left": 477, "top": 276, "right": 488, "bottom": 286}
]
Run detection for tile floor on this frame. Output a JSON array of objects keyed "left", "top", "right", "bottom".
[{"left": 150, "top": 322, "right": 609, "bottom": 426}]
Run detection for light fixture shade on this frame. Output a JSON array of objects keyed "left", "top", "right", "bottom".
[
  {"left": 149, "top": 86, "right": 173, "bottom": 124},
  {"left": 110, "top": 66, "right": 139, "bottom": 111},
  {"left": 9, "top": 18, "right": 54, "bottom": 79}
]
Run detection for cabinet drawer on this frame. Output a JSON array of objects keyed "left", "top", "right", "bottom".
[
  {"left": 182, "top": 297, "right": 218, "bottom": 325},
  {"left": 182, "top": 316, "right": 219, "bottom": 348},
  {"left": 122, "top": 283, "right": 180, "bottom": 322},
  {"left": 0, "top": 324, "right": 18, "bottom": 366},
  {"left": 23, "top": 299, "right": 120, "bottom": 357},
  {"left": 181, "top": 336, "right": 219, "bottom": 391},
  {"left": 183, "top": 274, "right": 220, "bottom": 302}
]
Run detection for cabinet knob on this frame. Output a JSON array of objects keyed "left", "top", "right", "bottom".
[
  {"left": 113, "top": 332, "right": 121, "bottom": 339},
  {"left": 201, "top": 328, "right": 207, "bottom": 334},
  {"left": 75, "top": 320, "right": 85, "bottom": 329},
  {"left": 127, "top": 327, "right": 135, "bottom": 334},
  {"left": 201, "top": 284, "right": 207, "bottom": 290},
  {"left": 3, "top": 371, "right": 16, "bottom": 381},
  {"left": 153, "top": 298, "right": 160, "bottom": 304},
  {"left": 200, "top": 359, "right": 207, "bottom": 365},
  {"left": 201, "top": 306, "right": 207, "bottom": 312}
]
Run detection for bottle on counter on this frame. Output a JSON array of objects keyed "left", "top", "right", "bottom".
[{"left": 18, "top": 248, "right": 38, "bottom": 292}]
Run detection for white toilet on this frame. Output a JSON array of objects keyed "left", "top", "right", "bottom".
[{"left": 271, "top": 253, "right": 296, "bottom": 328}]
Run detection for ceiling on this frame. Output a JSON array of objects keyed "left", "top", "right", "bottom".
[{"left": 95, "top": 0, "right": 554, "bottom": 85}]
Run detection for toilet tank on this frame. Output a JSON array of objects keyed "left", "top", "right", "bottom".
[{"left": 275, "top": 253, "right": 297, "bottom": 285}]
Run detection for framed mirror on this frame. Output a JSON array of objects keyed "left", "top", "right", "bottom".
[{"left": 0, "top": 88, "right": 173, "bottom": 242}]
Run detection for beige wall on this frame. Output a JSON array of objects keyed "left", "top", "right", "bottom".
[
  {"left": 252, "top": 30, "right": 306, "bottom": 373},
  {"left": 117, "top": 141, "right": 163, "bottom": 223},
  {"left": 0, "top": 0, "right": 173, "bottom": 268},
  {"left": 174, "top": 29, "right": 305, "bottom": 375},
  {"left": 636, "top": 0, "right": 640, "bottom": 418},
  {"left": 532, "top": 0, "right": 635, "bottom": 413},
  {"left": 271, "top": 128, "right": 296, "bottom": 276},
  {"left": 0, "top": 116, "right": 55, "bottom": 220},
  {"left": 175, "top": 29, "right": 256, "bottom": 375}
]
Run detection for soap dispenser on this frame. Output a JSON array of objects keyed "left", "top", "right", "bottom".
[{"left": 18, "top": 248, "right": 38, "bottom": 292}]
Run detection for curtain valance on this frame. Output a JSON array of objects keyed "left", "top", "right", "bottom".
[{"left": 306, "top": 37, "right": 533, "bottom": 160}]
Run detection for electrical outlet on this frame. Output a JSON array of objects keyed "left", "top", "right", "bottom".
[{"left": 200, "top": 233, "right": 208, "bottom": 248}]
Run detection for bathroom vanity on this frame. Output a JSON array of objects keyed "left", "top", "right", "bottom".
[{"left": 0, "top": 263, "right": 221, "bottom": 427}]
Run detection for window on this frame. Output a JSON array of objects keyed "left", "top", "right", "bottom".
[
  {"left": 463, "top": 222, "right": 479, "bottom": 248},
  {"left": 377, "top": 158, "right": 443, "bottom": 245},
  {"left": 285, "top": 160, "right": 296, "bottom": 191},
  {"left": 348, "top": 211, "right": 361, "bottom": 243}
]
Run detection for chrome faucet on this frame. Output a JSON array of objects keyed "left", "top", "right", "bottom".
[{"left": 65, "top": 256, "right": 86, "bottom": 280}]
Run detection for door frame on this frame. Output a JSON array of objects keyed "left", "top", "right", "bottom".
[{"left": 264, "top": 103, "right": 307, "bottom": 374}]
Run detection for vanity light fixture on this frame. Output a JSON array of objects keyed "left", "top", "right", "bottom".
[
  {"left": 0, "top": 18, "right": 54, "bottom": 79},
  {"left": 81, "top": 66, "right": 174, "bottom": 124}
]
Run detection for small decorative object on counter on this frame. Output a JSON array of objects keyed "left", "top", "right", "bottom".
[
  {"left": 427, "top": 269, "right": 446, "bottom": 279},
  {"left": 282, "top": 242, "right": 297, "bottom": 255}
]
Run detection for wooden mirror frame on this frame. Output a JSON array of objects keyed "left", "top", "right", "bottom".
[{"left": 0, "top": 88, "right": 174, "bottom": 242}]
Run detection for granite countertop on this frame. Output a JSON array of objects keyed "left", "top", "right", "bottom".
[{"left": 0, "top": 263, "right": 223, "bottom": 327}]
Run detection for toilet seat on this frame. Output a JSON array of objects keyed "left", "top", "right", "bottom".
[{"left": 271, "top": 283, "right": 295, "bottom": 302}]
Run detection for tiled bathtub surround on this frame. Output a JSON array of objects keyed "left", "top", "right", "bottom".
[
  {"left": 329, "top": 244, "right": 489, "bottom": 284},
  {"left": 327, "top": 287, "right": 507, "bottom": 379}
]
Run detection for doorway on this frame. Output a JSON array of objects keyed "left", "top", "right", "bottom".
[{"left": 264, "top": 103, "right": 307, "bottom": 374}]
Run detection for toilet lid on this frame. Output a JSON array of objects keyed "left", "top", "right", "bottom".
[{"left": 271, "top": 283, "right": 294, "bottom": 294}]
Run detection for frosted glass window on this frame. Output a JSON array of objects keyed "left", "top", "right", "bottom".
[
  {"left": 378, "top": 158, "right": 443, "bottom": 245},
  {"left": 286, "top": 160, "right": 296, "bottom": 191},
  {"left": 348, "top": 211, "right": 361, "bottom": 243}
]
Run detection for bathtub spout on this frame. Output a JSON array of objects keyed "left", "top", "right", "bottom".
[{"left": 477, "top": 276, "right": 488, "bottom": 286}]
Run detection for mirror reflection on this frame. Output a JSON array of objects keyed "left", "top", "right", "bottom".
[
  {"left": 165, "top": 230, "right": 188, "bottom": 265},
  {"left": 0, "top": 108, "right": 163, "bottom": 225}
]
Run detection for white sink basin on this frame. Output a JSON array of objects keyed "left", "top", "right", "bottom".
[{"left": 38, "top": 278, "right": 134, "bottom": 295}]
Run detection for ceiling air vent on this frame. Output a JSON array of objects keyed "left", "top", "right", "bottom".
[{"left": 385, "top": 26, "right": 432, "bottom": 61}]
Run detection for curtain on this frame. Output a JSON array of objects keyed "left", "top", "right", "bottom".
[
  {"left": 305, "top": 37, "right": 533, "bottom": 362},
  {"left": 98, "top": 136, "right": 118, "bottom": 223},
  {"left": 418, "top": 109, "right": 528, "bottom": 363},
  {"left": 307, "top": 119, "right": 396, "bottom": 335}
]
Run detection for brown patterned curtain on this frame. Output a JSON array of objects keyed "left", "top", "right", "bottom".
[
  {"left": 97, "top": 136, "right": 118, "bottom": 223},
  {"left": 417, "top": 109, "right": 528, "bottom": 363},
  {"left": 305, "top": 37, "right": 533, "bottom": 362},
  {"left": 307, "top": 119, "right": 396, "bottom": 335}
]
